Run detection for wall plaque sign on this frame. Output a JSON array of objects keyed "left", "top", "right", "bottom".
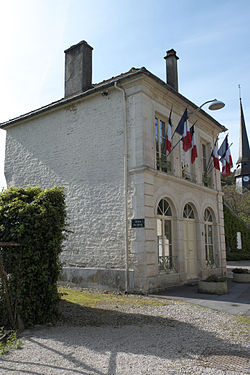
[{"left": 131, "top": 218, "right": 145, "bottom": 228}]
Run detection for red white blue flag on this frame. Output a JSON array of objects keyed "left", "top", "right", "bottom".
[
  {"left": 212, "top": 145, "right": 220, "bottom": 171},
  {"left": 190, "top": 127, "right": 197, "bottom": 164},
  {"left": 165, "top": 110, "right": 172, "bottom": 153},
  {"left": 175, "top": 108, "right": 192, "bottom": 152},
  {"left": 218, "top": 135, "right": 233, "bottom": 177}
]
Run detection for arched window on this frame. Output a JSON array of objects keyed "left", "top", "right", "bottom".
[
  {"left": 204, "top": 208, "right": 214, "bottom": 265},
  {"left": 183, "top": 203, "right": 195, "bottom": 219},
  {"left": 157, "top": 199, "right": 174, "bottom": 272}
]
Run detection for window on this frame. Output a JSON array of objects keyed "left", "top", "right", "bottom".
[
  {"left": 183, "top": 203, "right": 195, "bottom": 219},
  {"left": 157, "top": 198, "right": 175, "bottom": 272},
  {"left": 204, "top": 208, "right": 215, "bottom": 265},
  {"left": 155, "top": 116, "right": 171, "bottom": 173},
  {"left": 201, "top": 142, "right": 212, "bottom": 187}
]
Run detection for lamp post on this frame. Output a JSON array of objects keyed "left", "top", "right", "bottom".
[
  {"left": 188, "top": 99, "right": 225, "bottom": 117},
  {"left": 169, "top": 99, "right": 225, "bottom": 155}
]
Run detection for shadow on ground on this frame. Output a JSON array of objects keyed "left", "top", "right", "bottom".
[{"left": 1, "top": 300, "right": 249, "bottom": 375}]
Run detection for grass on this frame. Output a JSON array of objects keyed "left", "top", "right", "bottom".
[
  {"left": 233, "top": 315, "right": 250, "bottom": 326},
  {"left": 58, "top": 287, "right": 170, "bottom": 309},
  {"left": 0, "top": 328, "right": 22, "bottom": 355}
]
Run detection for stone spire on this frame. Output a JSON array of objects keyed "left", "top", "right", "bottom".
[
  {"left": 237, "top": 99, "right": 250, "bottom": 165},
  {"left": 235, "top": 97, "right": 250, "bottom": 191}
]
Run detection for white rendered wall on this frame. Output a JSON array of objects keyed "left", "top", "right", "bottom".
[{"left": 5, "top": 90, "right": 127, "bottom": 270}]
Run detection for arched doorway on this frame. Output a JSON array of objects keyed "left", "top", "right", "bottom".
[{"left": 183, "top": 203, "right": 197, "bottom": 279}]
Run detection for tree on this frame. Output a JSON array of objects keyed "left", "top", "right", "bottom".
[{"left": 222, "top": 184, "right": 250, "bottom": 227}]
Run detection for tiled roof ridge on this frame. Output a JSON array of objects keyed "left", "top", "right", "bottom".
[
  {"left": 0, "top": 66, "right": 226, "bottom": 132},
  {"left": 93, "top": 67, "right": 143, "bottom": 87}
]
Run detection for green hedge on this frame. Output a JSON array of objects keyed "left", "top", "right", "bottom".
[
  {"left": 224, "top": 203, "right": 250, "bottom": 260},
  {"left": 0, "top": 186, "right": 66, "bottom": 327}
]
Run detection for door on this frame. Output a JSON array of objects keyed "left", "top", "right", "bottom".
[{"left": 184, "top": 220, "right": 197, "bottom": 279}]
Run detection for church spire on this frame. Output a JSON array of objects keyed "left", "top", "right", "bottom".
[
  {"left": 235, "top": 86, "right": 250, "bottom": 191},
  {"left": 237, "top": 97, "right": 250, "bottom": 165}
]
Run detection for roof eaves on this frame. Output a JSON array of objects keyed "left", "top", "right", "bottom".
[
  {"left": 0, "top": 68, "right": 146, "bottom": 129},
  {"left": 141, "top": 69, "right": 227, "bottom": 132},
  {"left": 0, "top": 66, "right": 227, "bottom": 132}
]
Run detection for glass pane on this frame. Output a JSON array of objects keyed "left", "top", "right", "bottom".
[
  {"left": 157, "top": 199, "right": 164, "bottom": 215},
  {"left": 208, "top": 225, "right": 213, "bottom": 244},
  {"left": 202, "top": 144, "right": 207, "bottom": 172},
  {"left": 204, "top": 224, "right": 207, "bottom": 244},
  {"left": 166, "top": 206, "right": 172, "bottom": 216},
  {"left": 164, "top": 220, "right": 172, "bottom": 244},
  {"left": 204, "top": 208, "right": 213, "bottom": 222},
  {"left": 164, "top": 220, "right": 172, "bottom": 257},
  {"left": 209, "top": 245, "right": 214, "bottom": 262},
  {"left": 189, "top": 209, "right": 194, "bottom": 219},
  {"left": 158, "top": 199, "right": 172, "bottom": 217},
  {"left": 157, "top": 219, "right": 162, "bottom": 236},
  {"left": 205, "top": 244, "right": 209, "bottom": 260},
  {"left": 163, "top": 199, "right": 169, "bottom": 215},
  {"left": 183, "top": 204, "right": 194, "bottom": 219},
  {"left": 155, "top": 118, "right": 158, "bottom": 142},
  {"left": 158, "top": 236, "right": 163, "bottom": 257},
  {"left": 160, "top": 120, "right": 165, "bottom": 144}
]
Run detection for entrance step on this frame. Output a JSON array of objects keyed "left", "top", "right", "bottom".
[{"left": 185, "top": 278, "right": 199, "bottom": 286}]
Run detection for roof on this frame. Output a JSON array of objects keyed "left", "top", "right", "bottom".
[{"left": 0, "top": 67, "right": 227, "bottom": 132}]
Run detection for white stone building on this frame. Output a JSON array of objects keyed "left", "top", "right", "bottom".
[{"left": 0, "top": 41, "right": 227, "bottom": 292}]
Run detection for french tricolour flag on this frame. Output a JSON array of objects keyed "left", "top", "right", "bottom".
[
  {"left": 190, "top": 127, "right": 197, "bottom": 164},
  {"left": 212, "top": 145, "right": 220, "bottom": 171},
  {"left": 165, "top": 111, "right": 172, "bottom": 153},
  {"left": 218, "top": 135, "right": 233, "bottom": 177},
  {"left": 175, "top": 108, "right": 192, "bottom": 152}
]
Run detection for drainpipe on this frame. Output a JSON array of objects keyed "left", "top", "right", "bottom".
[{"left": 114, "top": 81, "right": 129, "bottom": 292}]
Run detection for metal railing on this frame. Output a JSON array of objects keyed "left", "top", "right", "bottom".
[
  {"left": 159, "top": 255, "right": 177, "bottom": 273},
  {"left": 182, "top": 170, "right": 197, "bottom": 183},
  {"left": 202, "top": 173, "right": 212, "bottom": 187},
  {"left": 206, "top": 258, "right": 216, "bottom": 268},
  {"left": 156, "top": 157, "right": 172, "bottom": 174}
]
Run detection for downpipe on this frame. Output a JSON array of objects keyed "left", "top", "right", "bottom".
[{"left": 114, "top": 81, "right": 129, "bottom": 292}]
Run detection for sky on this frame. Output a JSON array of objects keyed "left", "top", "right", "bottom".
[{"left": 0, "top": 0, "right": 250, "bottom": 189}]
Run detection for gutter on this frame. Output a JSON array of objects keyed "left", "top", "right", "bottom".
[
  {"left": 113, "top": 82, "right": 129, "bottom": 293},
  {"left": 0, "top": 68, "right": 226, "bottom": 133}
]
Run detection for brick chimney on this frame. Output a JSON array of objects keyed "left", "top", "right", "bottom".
[
  {"left": 164, "top": 49, "right": 179, "bottom": 92},
  {"left": 64, "top": 40, "right": 93, "bottom": 97}
]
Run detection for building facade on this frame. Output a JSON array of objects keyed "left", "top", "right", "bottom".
[{"left": 0, "top": 41, "right": 227, "bottom": 292}]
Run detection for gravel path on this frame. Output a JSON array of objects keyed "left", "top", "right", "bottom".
[{"left": 0, "top": 296, "right": 249, "bottom": 375}]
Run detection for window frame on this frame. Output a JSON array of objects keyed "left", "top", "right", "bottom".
[
  {"left": 204, "top": 208, "right": 215, "bottom": 266},
  {"left": 156, "top": 198, "right": 175, "bottom": 272},
  {"left": 155, "top": 115, "right": 171, "bottom": 173},
  {"left": 200, "top": 140, "right": 212, "bottom": 187}
]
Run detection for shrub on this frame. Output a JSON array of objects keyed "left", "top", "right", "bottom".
[
  {"left": 226, "top": 251, "right": 250, "bottom": 261},
  {"left": 232, "top": 268, "right": 249, "bottom": 274},
  {"left": 205, "top": 275, "right": 227, "bottom": 282},
  {"left": 224, "top": 204, "right": 250, "bottom": 253},
  {"left": 0, "top": 186, "right": 66, "bottom": 328}
]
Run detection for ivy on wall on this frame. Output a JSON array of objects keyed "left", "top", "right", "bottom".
[
  {"left": 0, "top": 186, "right": 66, "bottom": 327},
  {"left": 223, "top": 203, "right": 250, "bottom": 259}
]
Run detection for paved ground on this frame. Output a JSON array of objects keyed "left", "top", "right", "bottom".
[{"left": 151, "top": 261, "right": 250, "bottom": 316}]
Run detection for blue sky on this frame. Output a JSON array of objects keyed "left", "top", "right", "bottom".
[{"left": 0, "top": 0, "right": 250, "bottom": 188}]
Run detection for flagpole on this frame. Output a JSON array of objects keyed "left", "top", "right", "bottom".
[
  {"left": 205, "top": 136, "right": 219, "bottom": 174},
  {"left": 207, "top": 141, "right": 233, "bottom": 174},
  {"left": 207, "top": 132, "right": 229, "bottom": 173},
  {"left": 168, "top": 122, "right": 197, "bottom": 157}
]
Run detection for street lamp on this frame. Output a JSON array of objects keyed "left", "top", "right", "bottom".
[{"left": 189, "top": 99, "right": 225, "bottom": 117}]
